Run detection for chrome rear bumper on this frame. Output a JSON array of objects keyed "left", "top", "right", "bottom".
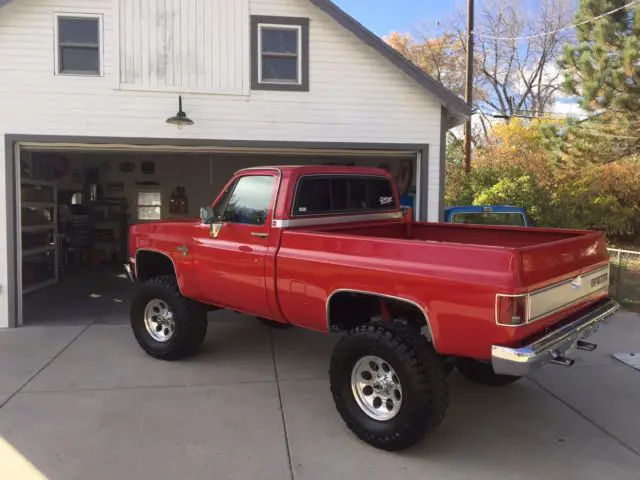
[{"left": 492, "top": 298, "right": 620, "bottom": 376}]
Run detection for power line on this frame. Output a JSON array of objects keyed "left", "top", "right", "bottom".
[
  {"left": 477, "top": 108, "right": 588, "bottom": 120},
  {"left": 472, "top": 0, "right": 639, "bottom": 41},
  {"left": 488, "top": 111, "right": 586, "bottom": 120}
]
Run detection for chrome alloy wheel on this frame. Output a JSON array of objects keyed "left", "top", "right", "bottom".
[
  {"left": 143, "top": 299, "right": 176, "bottom": 343},
  {"left": 351, "top": 355, "right": 403, "bottom": 421}
]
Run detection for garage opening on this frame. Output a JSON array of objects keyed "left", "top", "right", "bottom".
[{"left": 15, "top": 144, "right": 420, "bottom": 327}]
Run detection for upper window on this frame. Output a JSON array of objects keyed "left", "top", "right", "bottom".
[
  {"left": 55, "top": 14, "right": 102, "bottom": 76},
  {"left": 293, "top": 176, "right": 396, "bottom": 216},
  {"left": 221, "top": 175, "right": 275, "bottom": 226},
  {"left": 251, "top": 16, "right": 309, "bottom": 91}
]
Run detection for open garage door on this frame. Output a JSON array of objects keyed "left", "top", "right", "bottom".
[{"left": 9, "top": 140, "right": 425, "bottom": 328}]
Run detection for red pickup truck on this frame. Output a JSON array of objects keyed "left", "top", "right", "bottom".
[{"left": 125, "top": 165, "right": 618, "bottom": 451}]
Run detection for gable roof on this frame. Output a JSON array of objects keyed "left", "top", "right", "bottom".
[{"left": 0, "top": 0, "right": 470, "bottom": 124}]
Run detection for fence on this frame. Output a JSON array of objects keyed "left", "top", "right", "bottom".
[{"left": 608, "top": 248, "right": 640, "bottom": 312}]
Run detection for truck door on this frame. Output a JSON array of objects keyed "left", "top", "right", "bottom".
[{"left": 192, "top": 173, "right": 277, "bottom": 317}]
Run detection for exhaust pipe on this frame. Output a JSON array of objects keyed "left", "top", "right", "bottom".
[
  {"left": 576, "top": 340, "right": 597, "bottom": 352},
  {"left": 550, "top": 349, "right": 575, "bottom": 367}
]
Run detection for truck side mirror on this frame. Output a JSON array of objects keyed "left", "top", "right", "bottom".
[{"left": 200, "top": 206, "right": 215, "bottom": 224}]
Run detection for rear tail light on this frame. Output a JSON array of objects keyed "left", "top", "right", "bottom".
[{"left": 496, "top": 295, "right": 528, "bottom": 326}]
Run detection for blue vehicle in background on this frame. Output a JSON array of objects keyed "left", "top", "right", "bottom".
[
  {"left": 444, "top": 205, "right": 532, "bottom": 227},
  {"left": 398, "top": 195, "right": 532, "bottom": 226}
]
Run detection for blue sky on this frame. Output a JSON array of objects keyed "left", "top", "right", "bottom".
[{"left": 333, "top": 0, "right": 463, "bottom": 36}]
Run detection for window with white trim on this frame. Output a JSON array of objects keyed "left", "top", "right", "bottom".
[
  {"left": 55, "top": 14, "right": 102, "bottom": 75},
  {"left": 260, "top": 26, "right": 300, "bottom": 83},
  {"left": 137, "top": 192, "right": 162, "bottom": 221},
  {"left": 251, "top": 16, "right": 309, "bottom": 91}
]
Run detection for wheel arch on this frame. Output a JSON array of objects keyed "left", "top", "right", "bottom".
[
  {"left": 135, "top": 249, "right": 185, "bottom": 295},
  {"left": 325, "top": 289, "right": 435, "bottom": 346}
]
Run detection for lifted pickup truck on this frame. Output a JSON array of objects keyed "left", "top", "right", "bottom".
[{"left": 126, "top": 165, "right": 619, "bottom": 451}]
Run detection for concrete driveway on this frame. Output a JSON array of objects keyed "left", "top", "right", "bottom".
[{"left": 1, "top": 305, "right": 639, "bottom": 480}]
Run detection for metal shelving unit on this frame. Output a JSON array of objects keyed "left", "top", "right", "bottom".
[
  {"left": 20, "top": 179, "right": 58, "bottom": 295},
  {"left": 89, "top": 198, "right": 129, "bottom": 264},
  {"left": 22, "top": 201, "right": 56, "bottom": 208},
  {"left": 22, "top": 245, "right": 56, "bottom": 256},
  {"left": 21, "top": 224, "right": 55, "bottom": 233}
]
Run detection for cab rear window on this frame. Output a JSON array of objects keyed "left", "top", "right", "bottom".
[{"left": 293, "top": 175, "right": 395, "bottom": 216}]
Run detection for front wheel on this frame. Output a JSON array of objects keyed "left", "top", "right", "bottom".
[
  {"left": 330, "top": 322, "right": 449, "bottom": 451},
  {"left": 130, "top": 275, "right": 207, "bottom": 361},
  {"left": 456, "top": 358, "right": 521, "bottom": 386}
]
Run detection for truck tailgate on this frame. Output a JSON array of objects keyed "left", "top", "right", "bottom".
[
  {"left": 519, "top": 230, "right": 609, "bottom": 288},
  {"left": 519, "top": 230, "right": 610, "bottom": 321}
]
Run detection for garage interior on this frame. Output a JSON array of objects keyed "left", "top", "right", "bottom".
[{"left": 17, "top": 144, "right": 420, "bottom": 326}]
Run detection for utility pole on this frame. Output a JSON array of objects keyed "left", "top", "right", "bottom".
[{"left": 464, "top": 0, "right": 475, "bottom": 173}]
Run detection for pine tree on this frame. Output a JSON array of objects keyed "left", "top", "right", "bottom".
[
  {"left": 559, "top": 0, "right": 640, "bottom": 162},
  {"left": 562, "top": 0, "right": 640, "bottom": 113}
]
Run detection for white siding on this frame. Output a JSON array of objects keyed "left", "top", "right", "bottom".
[
  {"left": 119, "top": 0, "right": 247, "bottom": 94},
  {"left": 0, "top": 0, "right": 447, "bottom": 328},
  {"left": 0, "top": 0, "right": 442, "bottom": 143}
]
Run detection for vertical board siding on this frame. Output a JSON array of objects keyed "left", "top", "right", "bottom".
[{"left": 119, "top": 0, "right": 246, "bottom": 94}]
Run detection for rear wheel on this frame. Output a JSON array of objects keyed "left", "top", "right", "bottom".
[
  {"left": 130, "top": 275, "right": 207, "bottom": 360},
  {"left": 330, "top": 321, "right": 449, "bottom": 451},
  {"left": 456, "top": 358, "right": 521, "bottom": 386}
]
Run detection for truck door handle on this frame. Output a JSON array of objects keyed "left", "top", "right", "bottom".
[{"left": 251, "top": 232, "right": 269, "bottom": 239}]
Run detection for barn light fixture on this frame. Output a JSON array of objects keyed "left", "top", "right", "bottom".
[{"left": 166, "top": 95, "right": 194, "bottom": 129}]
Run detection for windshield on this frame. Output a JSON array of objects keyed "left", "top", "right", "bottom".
[{"left": 449, "top": 212, "right": 527, "bottom": 227}]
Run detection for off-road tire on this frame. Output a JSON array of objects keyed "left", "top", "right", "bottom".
[
  {"left": 456, "top": 358, "right": 521, "bottom": 386},
  {"left": 130, "top": 275, "right": 207, "bottom": 361},
  {"left": 258, "top": 317, "right": 293, "bottom": 329},
  {"left": 329, "top": 321, "right": 449, "bottom": 451}
]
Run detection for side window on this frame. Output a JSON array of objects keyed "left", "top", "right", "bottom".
[
  {"left": 293, "top": 176, "right": 395, "bottom": 216},
  {"left": 222, "top": 176, "right": 275, "bottom": 225}
]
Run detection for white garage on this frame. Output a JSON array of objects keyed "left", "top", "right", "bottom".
[{"left": 0, "top": 0, "right": 469, "bottom": 328}]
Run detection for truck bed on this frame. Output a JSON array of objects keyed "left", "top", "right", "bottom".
[
  {"left": 275, "top": 218, "right": 609, "bottom": 358},
  {"left": 305, "top": 220, "right": 608, "bottom": 288},
  {"left": 313, "top": 221, "right": 583, "bottom": 248}
]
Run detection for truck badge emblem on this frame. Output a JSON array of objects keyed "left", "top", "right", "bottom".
[
  {"left": 571, "top": 276, "right": 582, "bottom": 289},
  {"left": 176, "top": 244, "right": 188, "bottom": 256}
]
